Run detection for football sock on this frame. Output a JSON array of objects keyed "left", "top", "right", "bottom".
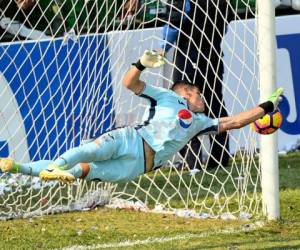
[{"left": 14, "top": 160, "right": 52, "bottom": 176}]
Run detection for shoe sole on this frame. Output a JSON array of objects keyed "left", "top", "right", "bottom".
[
  {"left": 0, "top": 158, "right": 13, "bottom": 172},
  {"left": 40, "top": 172, "right": 74, "bottom": 183}
]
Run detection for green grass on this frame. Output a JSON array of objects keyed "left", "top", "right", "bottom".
[
  {"left": 0, "top": 153, "right": 300, "bottom": 249},
  {"left": 115, "top": 156, "right": 262, "bottom": 216}
]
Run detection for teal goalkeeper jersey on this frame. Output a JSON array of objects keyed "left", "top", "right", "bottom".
[{"left": 136, "top": 84, "right": 219, "bottom": 168}]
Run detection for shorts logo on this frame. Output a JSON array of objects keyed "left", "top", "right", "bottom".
[{"left": 178, "top": 109, "right": 192, "bottom": 128}]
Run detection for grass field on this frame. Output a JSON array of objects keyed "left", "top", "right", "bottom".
[{"left": 0, "top": 153, "right": 300, "bottom": 250}]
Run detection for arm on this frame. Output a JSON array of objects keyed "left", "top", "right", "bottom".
[
  {"left": 218, "top": 106, "right": 265, "bottom": 133},
  {"left": 122, "top": 50, "right": 166, "bottom": 94},
  {"left": 122, "top": 66, "right": 145, "bottom": 95},
  {"left": 218, "top": 88, "right": 284, "bottom": 133}
]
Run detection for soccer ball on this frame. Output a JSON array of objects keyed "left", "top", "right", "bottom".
[{"left": 250, "top": 109, "right": 283, "bottom": 135}]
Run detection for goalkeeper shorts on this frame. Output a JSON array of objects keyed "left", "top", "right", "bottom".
[{"left": 87, "top": 127, "right": 145, "bottom": 183}]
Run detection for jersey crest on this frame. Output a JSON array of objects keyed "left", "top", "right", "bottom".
[{"left": 178, "top": 109, "right": 192, "bottom": 128}]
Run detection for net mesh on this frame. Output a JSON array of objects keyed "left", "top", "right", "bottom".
[{"left": 0, "top": 0, "right": 262, "bottom": 219}]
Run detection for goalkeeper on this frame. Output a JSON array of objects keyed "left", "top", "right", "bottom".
[{"left": 0, "top": 51, "right": 283, "bottom": 183}]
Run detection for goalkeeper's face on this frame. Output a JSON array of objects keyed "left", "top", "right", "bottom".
[
  {"left": 187, "top": 87, "right": 205, "bottom": 113},
  {"left": 178, "top": 86, "right": 205, "bottom": 113}
]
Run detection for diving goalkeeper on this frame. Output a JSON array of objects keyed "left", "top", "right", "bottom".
[{"left": 0, "top": 51, "right": 283, "bottom": 183}]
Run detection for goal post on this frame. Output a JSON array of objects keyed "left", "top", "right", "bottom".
[
  {"left": 0, "top": 0, "right": 279, "bottom": 220},
  {"left": 258, "top": 0, "right": 280, "bottom": 220}
]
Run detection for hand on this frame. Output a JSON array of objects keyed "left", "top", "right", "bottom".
[
  {"left": 16, "top": 0, "right": 36, "bottom": 10},
  {"left": 267, "top": 87, "right": 284, "bottom": 110},
  {"left": 140, "top": 50, "right": 166, "bottom": 68}
]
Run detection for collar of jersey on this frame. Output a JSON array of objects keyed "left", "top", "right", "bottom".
[{"left": 173, "top": 92, "right": 200, "bottom": 114}]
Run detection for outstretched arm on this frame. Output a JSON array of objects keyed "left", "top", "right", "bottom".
[
  {"left": 122, "top": 50, "right": 166, "bottom": 94},
  {"left": 218, "top": 88, "right": 284, "bottom": 133},
  {"left": 219, "top": 106, "right": 265, "bottom": 133},
  {"left": 123, "top": 65, "right": 145, "bottom": 95}
]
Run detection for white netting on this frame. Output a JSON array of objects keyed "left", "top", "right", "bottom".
[{"left": 0, "top": 0, "right": 265, "bottom": 219}]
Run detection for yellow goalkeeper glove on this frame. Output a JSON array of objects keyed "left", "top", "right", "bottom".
[
  {"left": 133, "top": 50, "right": 166, "bottom": 71},
  {"left": 140, "top": 50, "right": 166, "bottom": 68},
  {"left": 268, "top": 87, "right": 284, "bottom": 110},
  {"left": 259, "top": 87, "right": 284, "bottom": 114}
]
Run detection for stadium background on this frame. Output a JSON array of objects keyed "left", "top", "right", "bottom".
[{"left": 0, "top": 3, "right": 299, "bottom": 162}]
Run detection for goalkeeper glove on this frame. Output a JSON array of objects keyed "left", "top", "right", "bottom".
[
  {"left": 259, "top": 87, "right": 284, "bottom": 114},
  {"left": 133, "top": 50, "right": 166, "bottom": 71}
]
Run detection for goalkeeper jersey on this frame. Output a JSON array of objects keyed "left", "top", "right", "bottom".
[{"left": 136, "top": 84, "right": 219, "bottom": 168}]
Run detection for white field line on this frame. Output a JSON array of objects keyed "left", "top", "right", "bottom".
[{"left": 57, "top": 224, "right": 262, "bottom": 250}]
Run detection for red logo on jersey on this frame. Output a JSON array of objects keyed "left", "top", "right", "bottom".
[{"left": 178, "top": 109, "right": 192, "bottom": 128}]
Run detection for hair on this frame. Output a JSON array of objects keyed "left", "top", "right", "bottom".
[{"left": 170, "top": 80, "right": 195, "bottom": 92}]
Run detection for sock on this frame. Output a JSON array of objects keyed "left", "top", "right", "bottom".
[{"left": 14, "top": 160, "right": 53, "bottom": 176}]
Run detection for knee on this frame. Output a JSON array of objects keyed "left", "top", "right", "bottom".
[
  {"left": 79, "top": 163, "right": 91, "bottom": 179},
  {"left": 77, "top": 142, "right": 99, "bottom": 158}
]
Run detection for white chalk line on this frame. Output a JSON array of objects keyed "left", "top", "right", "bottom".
[{"left": 57, "top": 224, "right": 261, "bottom": 250}]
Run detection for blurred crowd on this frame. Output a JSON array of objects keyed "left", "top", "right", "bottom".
[
  {"left": 0, "top": 0, "right": 299, "bottom": 42},
  {"left": 0, "top": 0, "right": 127, "bottom": 41},
  {"left": 0, "top": 0, "right": 299, "bottom": 170}
]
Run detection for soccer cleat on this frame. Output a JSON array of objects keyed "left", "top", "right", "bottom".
[
  {"left": 39, "top": 164, "right": 75, "bottom": 183},
  {"left": 0, "top": 158, "right": 14, "bottom": 172},
  {"left": 268, "top": 87, "right": 284, "bottom": 110}
]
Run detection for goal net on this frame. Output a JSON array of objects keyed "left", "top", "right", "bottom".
[{"left": 0, "top": 0, "right": 270, "bottom": 220}]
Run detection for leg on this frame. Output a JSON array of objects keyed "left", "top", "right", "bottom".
[
  {"left": 42, "top": 127, "right": 144, "bottom": 183},
  {"left": 18, "top": 160, "right": 52, "bottom": 176},
  {"left": 67, "top": 128, "right": 145, "bottom": 183},
  {"left": 0, "top": 157, "right": 108, "bottom": 181},
  {"left": 53, "top": 130, "right": 120, "bottom": 169},
  {"left": 65, "top": 163, "right": 89, "bottom": 179},
  {"left": 0, "top": 158, "right": 75, "bottom": 181},
  {"left": 81, "top": 159, "right": 144, "bottom": 183},
  {"left": 0, "top": 158, "right": 52, "bottom": 176},
  {"left": 13, "top": 157, "right": 144, "bottom": 183},
  {"left": 39, "top": 132, "right": 119, "bottom": 182}
]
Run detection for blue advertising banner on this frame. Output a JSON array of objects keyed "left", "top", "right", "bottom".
[
  {"left": 223, "top": 15, "right": 300, "bottom": 152},
  {"left": 277, "top": 33, "right": 300, "bottom": 135},
  {"left": 0, "top": 34, "right": 114, "bottom": 161}
]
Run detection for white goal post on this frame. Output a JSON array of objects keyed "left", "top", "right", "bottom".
[
  {"left": 258, "top": 0, "right": 280, "bottom": 220},
  {"left": 0, "top": 0, "right": 279, "bottom": 220}
]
